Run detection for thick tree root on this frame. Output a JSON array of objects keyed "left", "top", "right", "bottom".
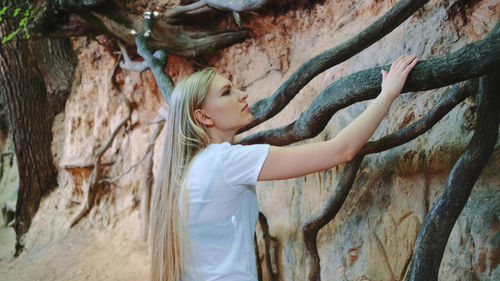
[
  {"left": 404, "top": 72, "right": 500, "bottom": 281},
  {"left": 256, "top": 212, "right": 280, "bottom": 281},
  {"left": 240, "top": 33, "right": 500, "bottom": 145},
  {"left": 239, "top": 0, "right": 431, "bottom": 134},
  {"left": 302, "top": 80, "right": 476, "bottom": 281}
]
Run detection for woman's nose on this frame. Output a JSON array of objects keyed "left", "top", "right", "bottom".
[{"left": 237, "top": 90, "right": 248, "bottom": 102}]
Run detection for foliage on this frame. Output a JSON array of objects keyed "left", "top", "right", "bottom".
[{"left": 0, "top": 4, "right": 32, "bottom": 44}]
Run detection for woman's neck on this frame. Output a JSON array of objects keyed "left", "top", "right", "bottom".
[{"left": 206, "top": 128, "right": 236, "bottom": 144}]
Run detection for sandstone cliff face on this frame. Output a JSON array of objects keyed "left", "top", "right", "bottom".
[{"left": 0, "top": 0, "right": 499, "bottom": 280}]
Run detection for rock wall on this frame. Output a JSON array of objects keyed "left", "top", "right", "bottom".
[{"left": 0, "top": 0, "right": 499, "bottom": 280}]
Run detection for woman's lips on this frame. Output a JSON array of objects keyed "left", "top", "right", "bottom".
[{"left": 242, "top": 104, "right": 249, "bottom": 112}]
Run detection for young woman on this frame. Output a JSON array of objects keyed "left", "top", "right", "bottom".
[{"left": 150, "top": 54, "right": 418, "bottom": 281}]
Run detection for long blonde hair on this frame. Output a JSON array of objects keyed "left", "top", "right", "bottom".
[{"left": 150, "top": 68, "right": 217, "bottom": 281}]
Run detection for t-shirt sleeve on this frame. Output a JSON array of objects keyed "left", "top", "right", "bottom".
[{"left": 221, "top": 143, "right": 270, "bottom": 192}]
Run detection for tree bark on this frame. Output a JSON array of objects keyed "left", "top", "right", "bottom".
[
  {"left": 29, "top": 37, "right": 76, "bottom": 115},
  {"left": 404, "top": 70, "right": 500, "bottom": 281},
  {"left": 33, "top": 0, "right": 252, "bottom": 58},
  {"left": 302, "top": 80, "right": 476, "bottom": 281},
  {"left": 239, "top": 0, "right": 430, "bottom": 133},
  {"left": 0, "top": 0, "right": 58, "bottom": 254},
  {"left": 240, "top": 33, "right": 500, "bottom": 145}
]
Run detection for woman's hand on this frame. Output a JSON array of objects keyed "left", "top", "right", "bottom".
[
  {"left": 380, "top": 54, "right": 418, "bottom": 101},
  {"left": 258, "top": 54, "right": 419, "bottom": 181}
]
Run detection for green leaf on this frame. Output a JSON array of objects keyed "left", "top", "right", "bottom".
[
  {"left": 0, "top": 16, "right": 3, "bottom": 22},
  {"left": 0, "top": 6, "right": 7, "bottom": 15},
  {"left": 2, "top": 28, "right": 21, "bottom": 43},
  {"left": 2, "top": 31, "right": 14, "bottom": 43},
  {"left": 19, "top": 17, "right": 27, "bottom": 26},
  {"left": 13, "top": 8, "right": 20, "bottom": 17},
  {"left": 24, "top": 9, "right": 29, "bottom": 17}
]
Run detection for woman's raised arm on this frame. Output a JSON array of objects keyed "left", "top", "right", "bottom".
[{"left": 258, "top": 54, "right": 418, "bottom": 181}]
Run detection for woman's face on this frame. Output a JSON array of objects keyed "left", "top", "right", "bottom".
[{"left": 195, "top": 74, "right": 253, "bottom": 134}]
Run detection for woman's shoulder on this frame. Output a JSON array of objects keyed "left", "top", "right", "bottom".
[
  {"left": 191, "top": 142, "right": 230, "bottom": 164},
  {"left": 198, "top": 142, "right": 269, "bottom": 159}
]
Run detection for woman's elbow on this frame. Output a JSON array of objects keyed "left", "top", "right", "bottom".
[
  {"left": 342, "top": 146, "right": 358, "bottom": 163},
  {"left": 344, "top": 151, "right": 355, "bottom": 163}
]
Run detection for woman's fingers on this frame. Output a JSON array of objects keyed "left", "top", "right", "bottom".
[
  {"left": 392, "top": 54, "right": 417, "bottom": 72},
  {"left": 403, "top": 56, "right": 418, "bottom": 74},
  {"left": 390, "top": 55, "right": 404, "bottom": 70},
  {"left": 402, "top": 54, "right": 417, "bottom": 65}
]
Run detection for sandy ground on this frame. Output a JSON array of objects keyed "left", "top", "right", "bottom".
[{"left": 0, "top": 209, "right": 150, "bottom": 281}]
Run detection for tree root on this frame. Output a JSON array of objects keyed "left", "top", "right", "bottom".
[
  {"left": 139, "top": 120, "right": 165, "bottom": 240},
  {"left": 0, "top": 151, "right": 14, "bottom": 182},
  {"left": 239, "top": 0, "right": 431, "bottom": 133},
  {"left": 239, "top": 33, "right": 500, "bottom": 145},
  {"left": 404, "top": 69, "right": 500, "bottom": 281},
  {"left": 35, "top": 1, "right": 252, "bottom": 58},
  {"left": 117, "top": 10, "right": 176, "bottom": 241},
  {"left": 69, "top": 56, "right": 133, "bottom": 228},
  {"left": 302, "top": 80, "right": 476, "bottom": 281},
  {"left": 258, "top": 212, "right": 280, "bottom": 281}
]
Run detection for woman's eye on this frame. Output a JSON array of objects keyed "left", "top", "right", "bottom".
[{"left": 222, "top": 90, "right": 230, "bottom": 96}]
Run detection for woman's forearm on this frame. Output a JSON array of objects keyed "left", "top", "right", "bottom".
[
  {"left": 329, "top": 93, "right": 394, "bottom": 159},
  {"left": 259, "top": 55, "right": 418, "bottom": 181},
  {"left": 326, "top": 54, "right": 417, "bottom": 163}
]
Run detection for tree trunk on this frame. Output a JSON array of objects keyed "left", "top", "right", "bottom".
[
  {"left": 29, "top": 37, "right": 76, "bottom": 116},
  {"left": 0, "top": 0, "right": 58, "bottom": 254}
]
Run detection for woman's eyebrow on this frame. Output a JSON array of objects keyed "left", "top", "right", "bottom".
[{"left": 219, "top": 83, "right": 232, "bottom": 94}]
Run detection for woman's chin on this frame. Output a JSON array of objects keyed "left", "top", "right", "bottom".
[{"left": 246, "top": 115, "right": 254, "bottom": 126}]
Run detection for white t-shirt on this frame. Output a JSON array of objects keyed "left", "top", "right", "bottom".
[{"left": 182, "top": 142, "right": 270, "bottom": 281}]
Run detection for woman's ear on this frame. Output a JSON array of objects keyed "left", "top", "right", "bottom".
[{"left": 194, "top": 109, "right": 214, "bottom": 127}]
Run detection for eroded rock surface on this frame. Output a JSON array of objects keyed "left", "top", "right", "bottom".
[{"left": 0, "top": 0, "right": 499, "bottom": 280}]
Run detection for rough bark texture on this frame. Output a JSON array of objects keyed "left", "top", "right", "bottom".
[
  {"left": 239, "top": 0, "right": 431, "bottom": 133},
  {"left": 240, "top": 33, "right": 500, "bottom": 145},
  {"left": 29, "top": 38, "right": 76, "bottom": 115},
  {"left": 203, "top": 0, "right": 269, "bottom": 12},
  {"left": 258, "top": 212, "right": 280, "bottom": 281},
  {"left": 303, "top": 156, "right": 364, "bottom": 281},
  {"left": 302, "top": 79, "right": 476, "bottom": 281},
  {"left": 33, "top": 0, "right": 252, "bottom": 57},
  {"left": 0, "top": 0, "right": 58, "bottom": 253},
  {"left": 404, "top": 70, "right": 500, "bottom": 281}
]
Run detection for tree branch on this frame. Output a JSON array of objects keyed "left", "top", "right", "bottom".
[
  {"left": 302, "top": 80, "right": 476, "bottom": 281},
  {"left": 165, "top": 0, "right": 269, "bottom": 25},
  {"left": 140, "top": 119, "right": 165, "bottom": 240},
  {"left": 258, "top": 212, "right": 280, "bottom": 281},
  {"left": 203, "top": 0, "right": 269, "bottom": 12},
  {"left": 404, "top": 76, "right": 500, "bottom": 281},
  {"left": 101, "top": 148, "right": 149, "bottom": 184},
  {"left": 117, "top": 40, "right": 150, "bottom": 72},
  {"left": 359, "top": 81, "right": 477, "bottom": 155},
  {"left": 35, "top": 1, "right": 252, "bottom": 57},
  {"left": 302, "top": 156, "right": 364, "bottom": 281},
  {"left": 240, "top": 33, "right": 500, "bottom": 145},
  {"left": 165, "top": 1, "right": 208, "bottom": 19},
  {"left": 133, "top": 10, "right": 175, "bottom": 104},
  {"left": 70, "top": 56, "right": 132, "bottom": 227},
  {"left": 0, "top": 151, "right": 14, "bottom": 182},
  {"left": 238, "top": 0, "right": 431, "bottom": 133}
]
